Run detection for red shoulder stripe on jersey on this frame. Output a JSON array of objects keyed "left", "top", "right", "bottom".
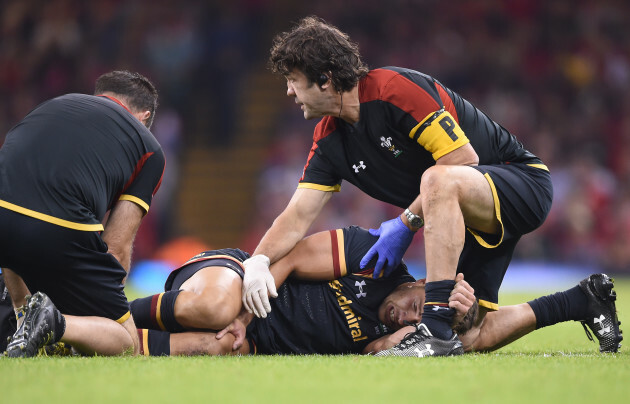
[
  {"left": 330, "top": 229, "right": 341, "bottom": 279},
  {"left": 313, "top": 115, "right": 338, "bottom": 142},
  {"left": 435, "top": 82, "right": 459, "bottom": 123},
  {"left": 300, "top": 143, "right": 317, "bottom": 182},
  {"left": 110, "top": 151, "right": 163, "bottom": 212},
  {"left": 359, "top": 69, "right": 442, "bottom": 123},
  {"left": 153, "top": 161, "right": 165, "bottom": 197},
  {"left": 111, "top": 152, "right": 154, "bottom": 210},
  {"left": 123, "top": 152, "right": 154, "bottom": 192},
  {"left": 302, "top": 117, "right": 337, "bottom": 180},
  {"left": 301, "top": 116, "right": 339, "bottom": 181}
]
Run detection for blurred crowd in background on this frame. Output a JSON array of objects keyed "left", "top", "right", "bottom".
[{"left": 1, "top": 0, "right": 630, "bottom": 278}]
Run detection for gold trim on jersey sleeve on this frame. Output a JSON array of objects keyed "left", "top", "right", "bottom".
[
  {"left": 119, "top": 194, "right": 150, "bottom": 213},
  {"left": 297, "top": 182, "right": 341, "bottom": 192},
  {"left": 409, "top": 109, "right": 470, "bottom": 160},
  {"left": 466, "top": 173, "right": 505, "bottom": 248},
  {"left": 478, "top": 299, "right": 499, "bottom": 311},
  {"left": 0, "top": 199, "right": 104, "bottom": 231},
  {"left": 527, "top": 163, "right": 549, "bottom": 171},
  {"left": 116, "top": 310, "right": 131, "bottom": 324}
]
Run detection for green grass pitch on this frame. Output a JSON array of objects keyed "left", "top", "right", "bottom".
[{"left": 1, "top": 278, "right": 629, "bottom": 403}]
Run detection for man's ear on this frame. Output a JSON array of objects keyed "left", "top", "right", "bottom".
[
  {"left": 414, "top": 278, "right": 426, "bottom": 287},
  {"left": 140, "top": 110, "right": 151, "bottom": 123},
  {"left": 133, "top": 110, "right": 151, "bottom": 127}
]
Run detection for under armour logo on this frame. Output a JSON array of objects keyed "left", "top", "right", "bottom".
[
  {"left": 355, "top": 280, "right": 367, "bottom": 298},
  {"left": 594, "top": 314, "right": 611, "bottom": 335},
  {"left": 352, "top": 161, "right": 366, "bottom": 173},
  {"left": 414, "top": 345, "right": 434, "bottom": 357}
]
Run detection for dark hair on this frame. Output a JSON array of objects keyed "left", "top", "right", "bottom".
[
  {"left": 269, "top": 16, "right": 369, "bottom": 92},
  {"left": 94, "top": 70, "right": 159, "bottom": 128}
]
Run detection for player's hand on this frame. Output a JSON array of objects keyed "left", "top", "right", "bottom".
[
  {"left": 449, "top": 273, "right": 477, "bottom": 333},
  {"left": 242, "top": 254, "right": 278, "bottom": 318},
  {"left": 360, "top": 216, "right": 415, "bottom": 278},
  {"left": 216, "top": 316, "right": 249, "bottom": 351}
]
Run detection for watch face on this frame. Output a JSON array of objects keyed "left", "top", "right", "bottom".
[
  {"left": 405, "top": 209, "right": 422, "bottom": 228},
  {"left": 405, "top": 209, "right": 424, "bottom": 228}
]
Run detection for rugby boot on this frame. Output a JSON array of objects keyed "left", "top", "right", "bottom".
[
  {"left": 375, "top": 323, "right": 463, "bottom": 357},
  {"left": 6, "top": 292, "right": 63, "bottom": 358},
  {"left": 42, "top": 341, "right": 75, "bottom": 357},
  {"left": 578, "top": 274, "right": 623, "bottom": 353}
]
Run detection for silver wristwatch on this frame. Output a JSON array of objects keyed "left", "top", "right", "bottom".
[{"left": 404, "top": 208, "right": 424, "bottom": 229}]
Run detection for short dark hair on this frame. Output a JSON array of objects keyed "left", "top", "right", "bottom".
[
  {"left": 94, "top": 70, "right": 159, "bottom": 128},
  {"left": 269, "top": 16, "right": 369, "bottom": 92}
]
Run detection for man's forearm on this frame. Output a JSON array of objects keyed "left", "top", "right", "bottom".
[
  {"left": 254, "top": 226, "right": 306, "bottom": 264},
  {"left": 101, "top": 200, "right": 144, "bottom": 273},
  {"left": 363, "top": 325, "right": 416, "bottom": 354},
  {"left": 453, "top": 301, "right": 479, "bottom": 336},
  {"left": 2, "top": 268, "right": 30, "bottom": 309}
]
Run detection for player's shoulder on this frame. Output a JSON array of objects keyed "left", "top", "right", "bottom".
[
  {"left": 313, "top": 116, "right": 339, "bottom": 143},
  {"left": 362, "top": 67, "right": 440, "bottom": 104}
]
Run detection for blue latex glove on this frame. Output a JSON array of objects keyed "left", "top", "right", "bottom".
[{"left": 360, "top": 216, "right": 416, "bottom": 278}]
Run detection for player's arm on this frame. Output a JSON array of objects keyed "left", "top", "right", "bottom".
[
  {"left": 2, "top": 268, "right": 31, "bottom": 315},
  {"left": 268, "top": 229, "right": 341, "bottom": 287},
  {"left": 363, "top": 325, "right": 416, "bottom": 354},
  {"left": 101, "top": 200, "right": 144, "bottom": 274},
  {"left": 243, "top": 187, "right": 333, "bottom": 317},
  {"left": 106, "top": 147, "right": 163, "bottom": 276}
]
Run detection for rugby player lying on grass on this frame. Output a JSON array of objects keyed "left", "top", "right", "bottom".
[{"left": 129, "top": 226, "right": 621, "bottom": 356}]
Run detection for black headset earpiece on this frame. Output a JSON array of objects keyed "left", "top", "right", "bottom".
[{"left": 317, "top": 74, "right": 328, "bottom": 87}]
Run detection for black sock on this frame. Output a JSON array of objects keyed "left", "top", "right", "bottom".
[
  {"left": 138, "top": 329, "right": 170, "bottom": 356},
  {"left": 527, "top": 285, "right": 589, "bottom": 329},
  {"left": 421, "top": 280, "right": 456, "bottom": 339},
  {"left": 130, "top": 291, "right": 185, "bottom": 332},
  {"left": 52, "top": 309, "right": 66, "bottom": 343}
]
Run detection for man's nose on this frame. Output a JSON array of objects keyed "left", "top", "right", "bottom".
[{"left": 402, "top": 311, "right": 421, "bottom": 324}]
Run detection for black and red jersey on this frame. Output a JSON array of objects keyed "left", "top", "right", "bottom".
[
  {"left": 299, "top": 67, "right": 544, "bottom": 208},
  {"left": 0, "top": 93, "right": 165, "bottom": 231},
  {"left": 247, "top": 226, "right": 415, "bottom": 355}
]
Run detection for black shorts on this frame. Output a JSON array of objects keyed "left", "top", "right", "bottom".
[
  {"left": 461, "top": 163, "right": 553, "bottom": 310},
  {"left": 0, "top": 208, "right": 130, "bottom": 322},
  {"left": 164, "top": 248, "right": 249, "bottom": 291}
]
